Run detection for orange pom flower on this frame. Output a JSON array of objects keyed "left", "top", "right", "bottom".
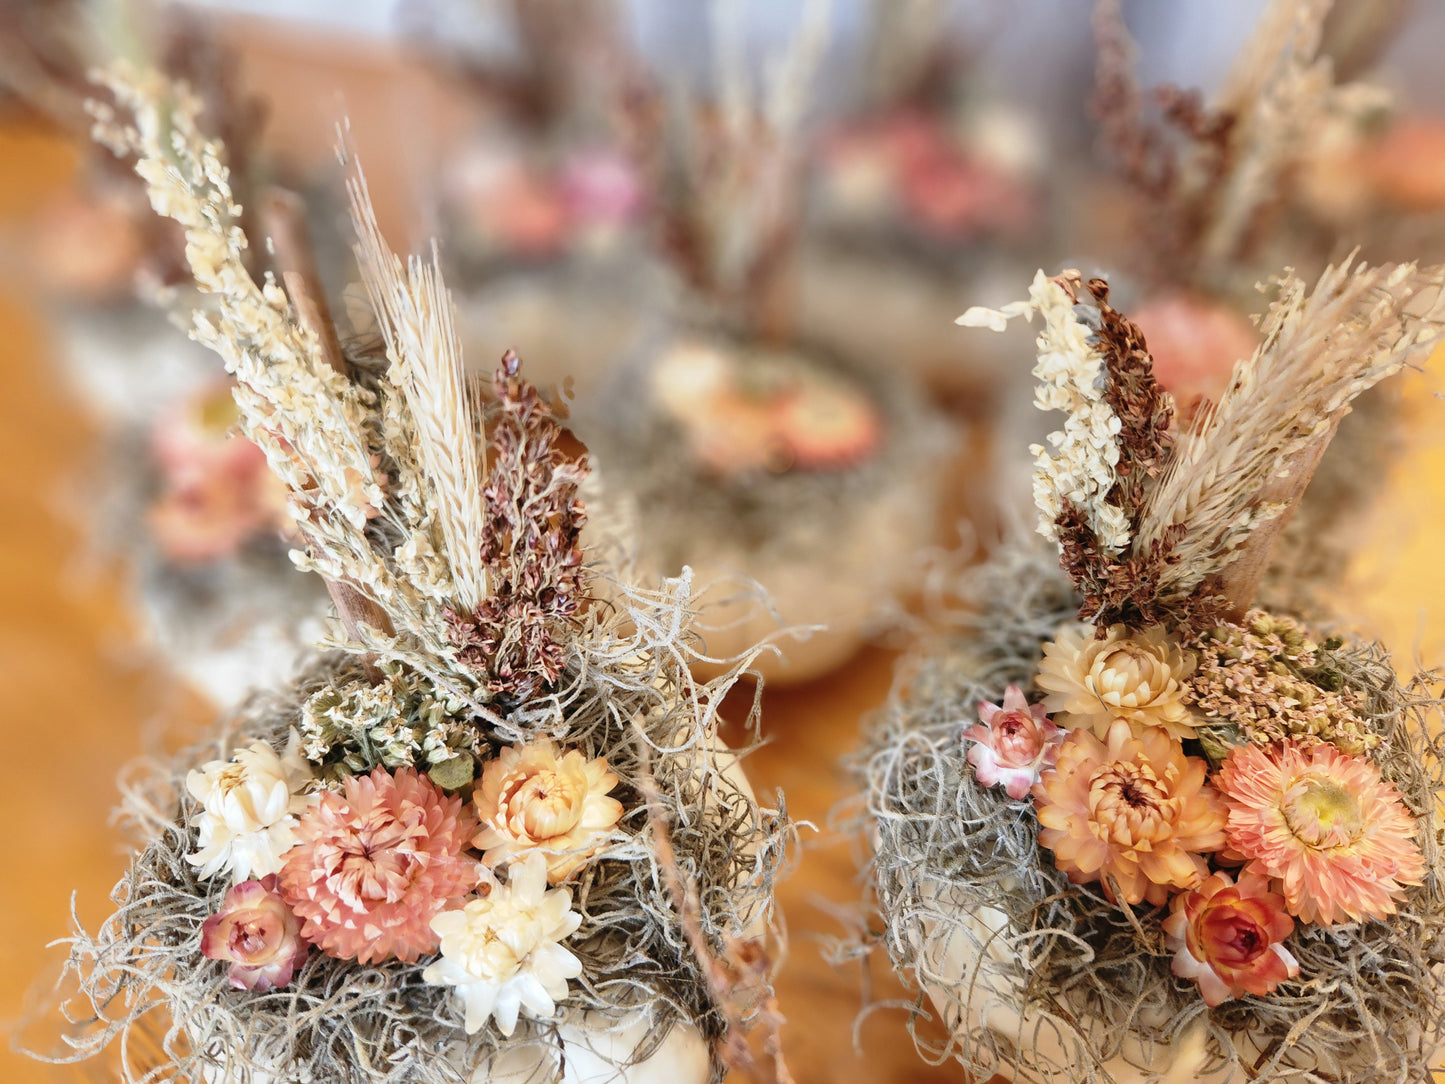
[
  {"left": 1217, "top": 741, "right": 1424, "bottom": 926},
  {"left": 1033, "top": 720, "right": 1227, "bottom": 906},
  {"left": 1163, "top": 871, "right": 1298, "bottom": 1006},
  {"left": 280, "top": 768, "right": 478, "bottom": 964}
]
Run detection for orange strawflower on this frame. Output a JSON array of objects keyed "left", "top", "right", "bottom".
[
  {"left": 1034, "top": 720, "right": 1226, "bottom": 906},
  {"left": 1217, "top": 741, "right": 1424, "bottom": 926},
  {"left": 1163, "top": 871, "right": 1298, "bottom": 1006}
]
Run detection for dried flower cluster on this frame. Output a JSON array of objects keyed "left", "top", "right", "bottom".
[
  {"left": 963, "top": 258, "right": 1445, "bottom": 632},
  {"left": 446, "top": 355, "right": 588, "bottom": 701},
  {"left": 649, "top": 339, "right": 884, "bottom": 475},
  {"left": 1092, "top": 0, "right": 1378, "bottom": 290},
  {"left": 59, "top": 65, "right": 788, "bottom": 1083},
  {"left": 1185, "top": 609, "right": 1378, "bottom": 756},
  {"left": 148, "top": 382, "right": 291, "bottom": 563},
  {"left": 963, "top": 608, "right": 1424, "bottom": 1011},
  {"left": 300, "top": 662, "right": 481, "bottom": 789}
]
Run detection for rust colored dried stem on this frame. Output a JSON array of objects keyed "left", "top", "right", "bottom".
[
  {"left": 637, "top": 769, "right": 792, "bottom": 1084},
  {"left": 263, "top": 187, "right": 395, "bottom": 647}
]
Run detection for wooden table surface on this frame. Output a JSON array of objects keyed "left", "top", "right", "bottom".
[{"left": 4, "top": 39, "right": 1445, "bottom": 1083}]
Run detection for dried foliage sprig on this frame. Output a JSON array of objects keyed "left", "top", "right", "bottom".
[
  {"left": 657, "top": 0, "right": 829, "bottom": 323},
  {"left": 447, "top": 352, "right": 589, "bottom": 701},
  {"left": 350, "top": 174, "right": 489, "bottom": 613},
  {"left": 1137, "top": 257, "right": 1445, "bottom": 614}
]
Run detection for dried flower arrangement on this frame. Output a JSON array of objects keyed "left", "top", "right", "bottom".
[
  {"left": 791, "top": 0, "right": 1054, "bottom": 408},
  {"left": 854, "top": 261, "right": 1445, "bottom": 1082},
  {"left": 575, "top": 2, "right": 954, "bottom": 684},
  {"left": 1089, "top": 0, "right": 1413, "bottom": 619},
  {"left": 26, "top": 64, "right": 791, "bottom": 1084},
  {"left": 415, "top": 0, "right": 663, "bottom": 407}
]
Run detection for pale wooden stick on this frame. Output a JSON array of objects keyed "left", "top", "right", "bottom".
[
  {"left": 1215, "top": 416, "right": 1341, "bottom": 620},
  {"left": 262, "top": 186, "right": 396, "bottom": 645}
]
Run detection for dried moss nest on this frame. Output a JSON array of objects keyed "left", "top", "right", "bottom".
[
  {"left": 42, "top": 614, "right": 787, "bottom": 1084},
  {"left": 577, "top": 327, "right": 953, "bottom": 569},
  {"left": 855, "top": 540, "right": 1445, "bottom": 1083}
]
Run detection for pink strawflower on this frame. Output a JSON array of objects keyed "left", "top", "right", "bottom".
[
  {"left": 280, "top": 768, "right": 479, "bottom": 964},
  {"left": 149, "top": 382, "right": 289, "bottom": 562},
  {"left": 200, "top": 875, "right": 308, "bottom": 992},
  {"left": 963, "top": 685, "right": 1064, "bottom": 800},
  {"left": 1163, "top": 871, "right": 1298, "bottom": 1006},
  {"left": 1217, "top": 741, "right": 1424, "bottom": 926},
  {"left": 560, "top": 148, "right": 644, "bottom": 228},
  {"left": 1132, "top": 293, "right": 1259, "bottom": 420}
]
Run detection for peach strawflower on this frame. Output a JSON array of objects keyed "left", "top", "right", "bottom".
[
  {"left": 1163, "top": 871, "right": 1298, "bottom": 1006},
  {"left": 280, "top": 768, "right": 478, "bottom": 964},
  {"left": 648, "top": 342, "right": 882, "bottom": 475},
  {"left": 1036, "top": 623, "right": 1200, "bottom": 740},
  {"left": 1034, "top": 720, "right": 1227, "bottom": 906},
  {"left": 200, "top": 875, "right": 309, "bottom": 992},
  {"left": 1132, "top": 293, "right": 1259, "bottom": 420},
  {"left": 964, "top": 685, "right": 1065, "bottom": 800},
  {"left": 1217, "top": 741, "right": 1424, "bottom": 926},
  {"left": 474, "top": 739, "right": 624, "bottom": 883}
]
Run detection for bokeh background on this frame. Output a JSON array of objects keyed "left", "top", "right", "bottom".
[{"left": 3, "top": 3, "right": 1445, "bottom": 1081}]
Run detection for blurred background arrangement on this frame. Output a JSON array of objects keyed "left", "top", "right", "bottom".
[{"left": 3, "top": 1, "right": 1445, "bottom": 1081}]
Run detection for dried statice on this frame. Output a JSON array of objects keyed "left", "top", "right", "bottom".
[
  {"left": 299, "top": 662, "right": 480, "bottom": 789},
  {"left": 446, "top": 353, "right": 589, "bottom": 702},
  {"left": 1186, "top": 610, "right": 1378, "bottom": 757}
]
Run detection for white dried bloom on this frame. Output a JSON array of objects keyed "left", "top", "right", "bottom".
[
  {"left": 423, "top": 852, "right": 583, "bottom": 1037},
  {"left": 959, "top": 270, "right": 1129, "bottom": 554},
  {"left": 186, "top": 730, "right": 315, "bottom": 880}
]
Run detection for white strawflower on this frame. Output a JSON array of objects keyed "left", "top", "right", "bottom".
[
  {"left": 424, "top": 852, "right": 583, "bottom": 1037},
  {"left": 186, "top": 730, "right": 315, "bottom": 881}
]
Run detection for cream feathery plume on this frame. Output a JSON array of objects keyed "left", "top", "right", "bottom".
[
  {"left": 348, "top": 172, "right": 489, "bottom": 612},
  {"left": 1135, "top": 257, "right": 1445, "bottom": 605},
  {"left": 88, "top": 63, "right": 384, "bottom": 535},
  {"left": 958, "top": 270, "right": 1130, "bottom": 555}
]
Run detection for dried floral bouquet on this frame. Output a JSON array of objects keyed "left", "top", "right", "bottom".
[
  {"left": 1089, "top": 0, "right": 1422, "bottom": 617},
  {"left": 28, "top": 66, "right": 790, "bottom": 1084},
  {"left": 577, "top": 4, "right": 953, "bottom": 684},
  {"left": 856, "top": 263, "right": 1445, "bottom": 1082}
]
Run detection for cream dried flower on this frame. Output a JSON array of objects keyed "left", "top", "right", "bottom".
[
  {"left": 473, "top": 739, "right": 624, "bottom": 882},
  {"left": 187, "top": 730, "right": 315, "bottom": 881},
  {"left": 1036, "top": 623, "right": 1199, "bottom": 740},
  {"left": 423, "top": 852, "right": 583, "bottom": 1037},
  {"left": 958, "top": 270, "right": 1129, "bottom": 554}
]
